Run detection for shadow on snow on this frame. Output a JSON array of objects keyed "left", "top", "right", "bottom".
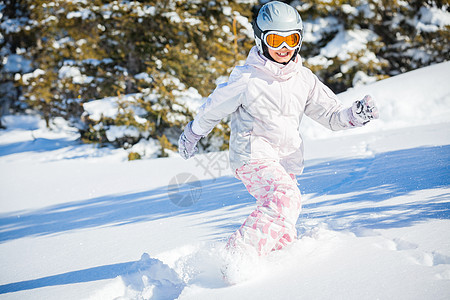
[
  {"left": 0, "top": 145, "right": 449, "bottom": 243},
  {"left": 0, "top": 176, "right": 249, "bottom": 243},
  {"left": 0, "top": 145, "right": 449, "bottom": 295},
  {"left": 0, "top": 260, "right": 137, "bottom": 294},
  {"left": 0, "top": 253, "right": 184, "bottom": 297},
  {"left": 0, "top": 137, "right": 78, "bottom": 157},
  {"left": 299, "top": 144, "right": 450, "bottom": 230}
]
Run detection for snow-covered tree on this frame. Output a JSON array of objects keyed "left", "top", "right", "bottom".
[
  {"left": 2, "top": 0, "right": 255, "bottom": 156},
  {"left": 1, "top": 0, "right": 448, "bottom": 157},
  {"left": 295, "top": 0, "right": 449, "bottom": 92}
]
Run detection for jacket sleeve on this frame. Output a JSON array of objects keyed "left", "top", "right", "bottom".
[
  {"left": 191, "top": 67, "right": 248, "bottom": 136},
  {"left": 304, "top": 71, "right": 354, "bottom": 131}
]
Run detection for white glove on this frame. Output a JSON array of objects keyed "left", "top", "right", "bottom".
[
  {"left": 349, "top": 95, "right": 379, "bottom": 126},
  {"left": 178, "top": 121, "right": 202, "bottom": 159}
]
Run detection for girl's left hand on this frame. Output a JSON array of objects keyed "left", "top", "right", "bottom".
[{"left": 350, "top": 95, "right": 379, "bottom": 125}]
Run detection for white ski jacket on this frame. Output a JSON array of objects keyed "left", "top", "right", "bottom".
[{"left": 192, "top": 46, "right": 356, "bottom": 175}]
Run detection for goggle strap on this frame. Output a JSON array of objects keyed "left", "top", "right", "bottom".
[{"left": 252, "top": 21, "right": 264, "bottom": 40}]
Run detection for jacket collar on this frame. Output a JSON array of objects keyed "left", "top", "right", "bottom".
[{"left": 245, "top": 46, "right": 302, "bottom": 80}]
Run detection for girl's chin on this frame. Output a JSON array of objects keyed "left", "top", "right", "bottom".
[{"left": 275, "top": 56, "right": 292, "bottom": 63}]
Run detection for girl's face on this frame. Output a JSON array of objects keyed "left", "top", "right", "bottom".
[{"left": 268, "top": 47, "right": 295, "bottom": 64}]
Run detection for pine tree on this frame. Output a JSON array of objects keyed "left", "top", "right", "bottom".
[
  {"left": 0, "top": 0, "right": 34, "bottom": 126},
  {"left": 7, "top": 0, "right": 254, "bottom": 156},
  {"left": 2, "top": 0, "right": 448, "bottom": 156},
  {"left": 78, "top": 0, "right": 255, "bottom": 154},
  {"left": 295, "top": 0, "right": 449, "bottom": 93}
]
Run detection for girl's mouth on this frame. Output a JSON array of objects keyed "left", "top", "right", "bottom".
[{"left": 276, "top": 52, "right": 289, "bottom": 57}]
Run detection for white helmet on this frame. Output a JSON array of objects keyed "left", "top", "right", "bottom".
[{"left": 253, "top": 1, "right": 303, "bottom": 63}]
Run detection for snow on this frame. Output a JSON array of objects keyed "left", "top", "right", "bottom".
[
  {"left": 162, "top": 12, "right": 182, "bottom": 24},
  {"left": 135, "top": 73, "right": 153, "bottom": 83},
  {"left": 352, "top": 70, "right": 378, "bottom": 87},
  {"left": 18, "top": 69, "right": 45, "bottom": 85},
  {"left": 416, "top": 6, "right": 450, "bottom": 32},
  {"left": 304, "top": 19, "right": 383, "bottom": 73},
  {"left": 0, "top": 63, "right": 450, "bottom": 299},
  {"left": 82, "top": 83, "right": 204, "bottom": 128},
  {"left": 132, "top": 5, "right": 156, "bottom": 17},
  {"left": 83, "top": 97, "right": 123, "bottom": 122},
  {"left": 173, "top": 87, "right": 204, "bottom": 113},
  {"left": 105, "top": 126, "right": 140, "bottom": 142},
  {"left": 2, "top": 54, "right": 32, "bottom": 73},
  {"left": 58, "top": 66, "right": 93, "bottom": 84},
  {"left": 233, "top": 13, "right": 254, "bottom": 38},
  {"left": 303, "top": 17, "right": 339, "bottom": 44},
  {"left": 341, "top": 4, "right": 358, "bottom": 16},
  {"left": 301, "top": 61, "right": 450, "bottom": 139},
  {"left": 0, "top": 18, "right": 26, "bottom": 34},
  {"left": 319, "top": 28, "right": 379, "bottom": 61},
  {"left": 83, "top": 94, "right": 146, "bottom": 122},
  {"left": 67, "top": 9, "right": 94, "bottom": 20}
]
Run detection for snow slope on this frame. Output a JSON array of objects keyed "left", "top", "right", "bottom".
[{"left": 0, "top": 62, "right": 449, "bottom": 299}]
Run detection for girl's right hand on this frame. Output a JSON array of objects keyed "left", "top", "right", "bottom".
[{"left": 178, "top": 121, "right": 202, "bottom": 159}]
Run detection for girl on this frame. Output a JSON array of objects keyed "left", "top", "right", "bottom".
[{"left": 178, "top": 1, "right": 378, "bottom": 258}]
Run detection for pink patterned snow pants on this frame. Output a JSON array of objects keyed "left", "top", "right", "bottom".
[{"left": 226, "top": 160, "right": 302, "bottom": 256}]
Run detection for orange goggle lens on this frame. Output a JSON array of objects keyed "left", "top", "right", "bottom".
[{"left": 265, "top": 33, "right": 300, "bottom": 49}]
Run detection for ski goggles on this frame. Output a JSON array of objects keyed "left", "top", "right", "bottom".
[{"left": 263, "top": 30, "right": 302, "bottom": 50}]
